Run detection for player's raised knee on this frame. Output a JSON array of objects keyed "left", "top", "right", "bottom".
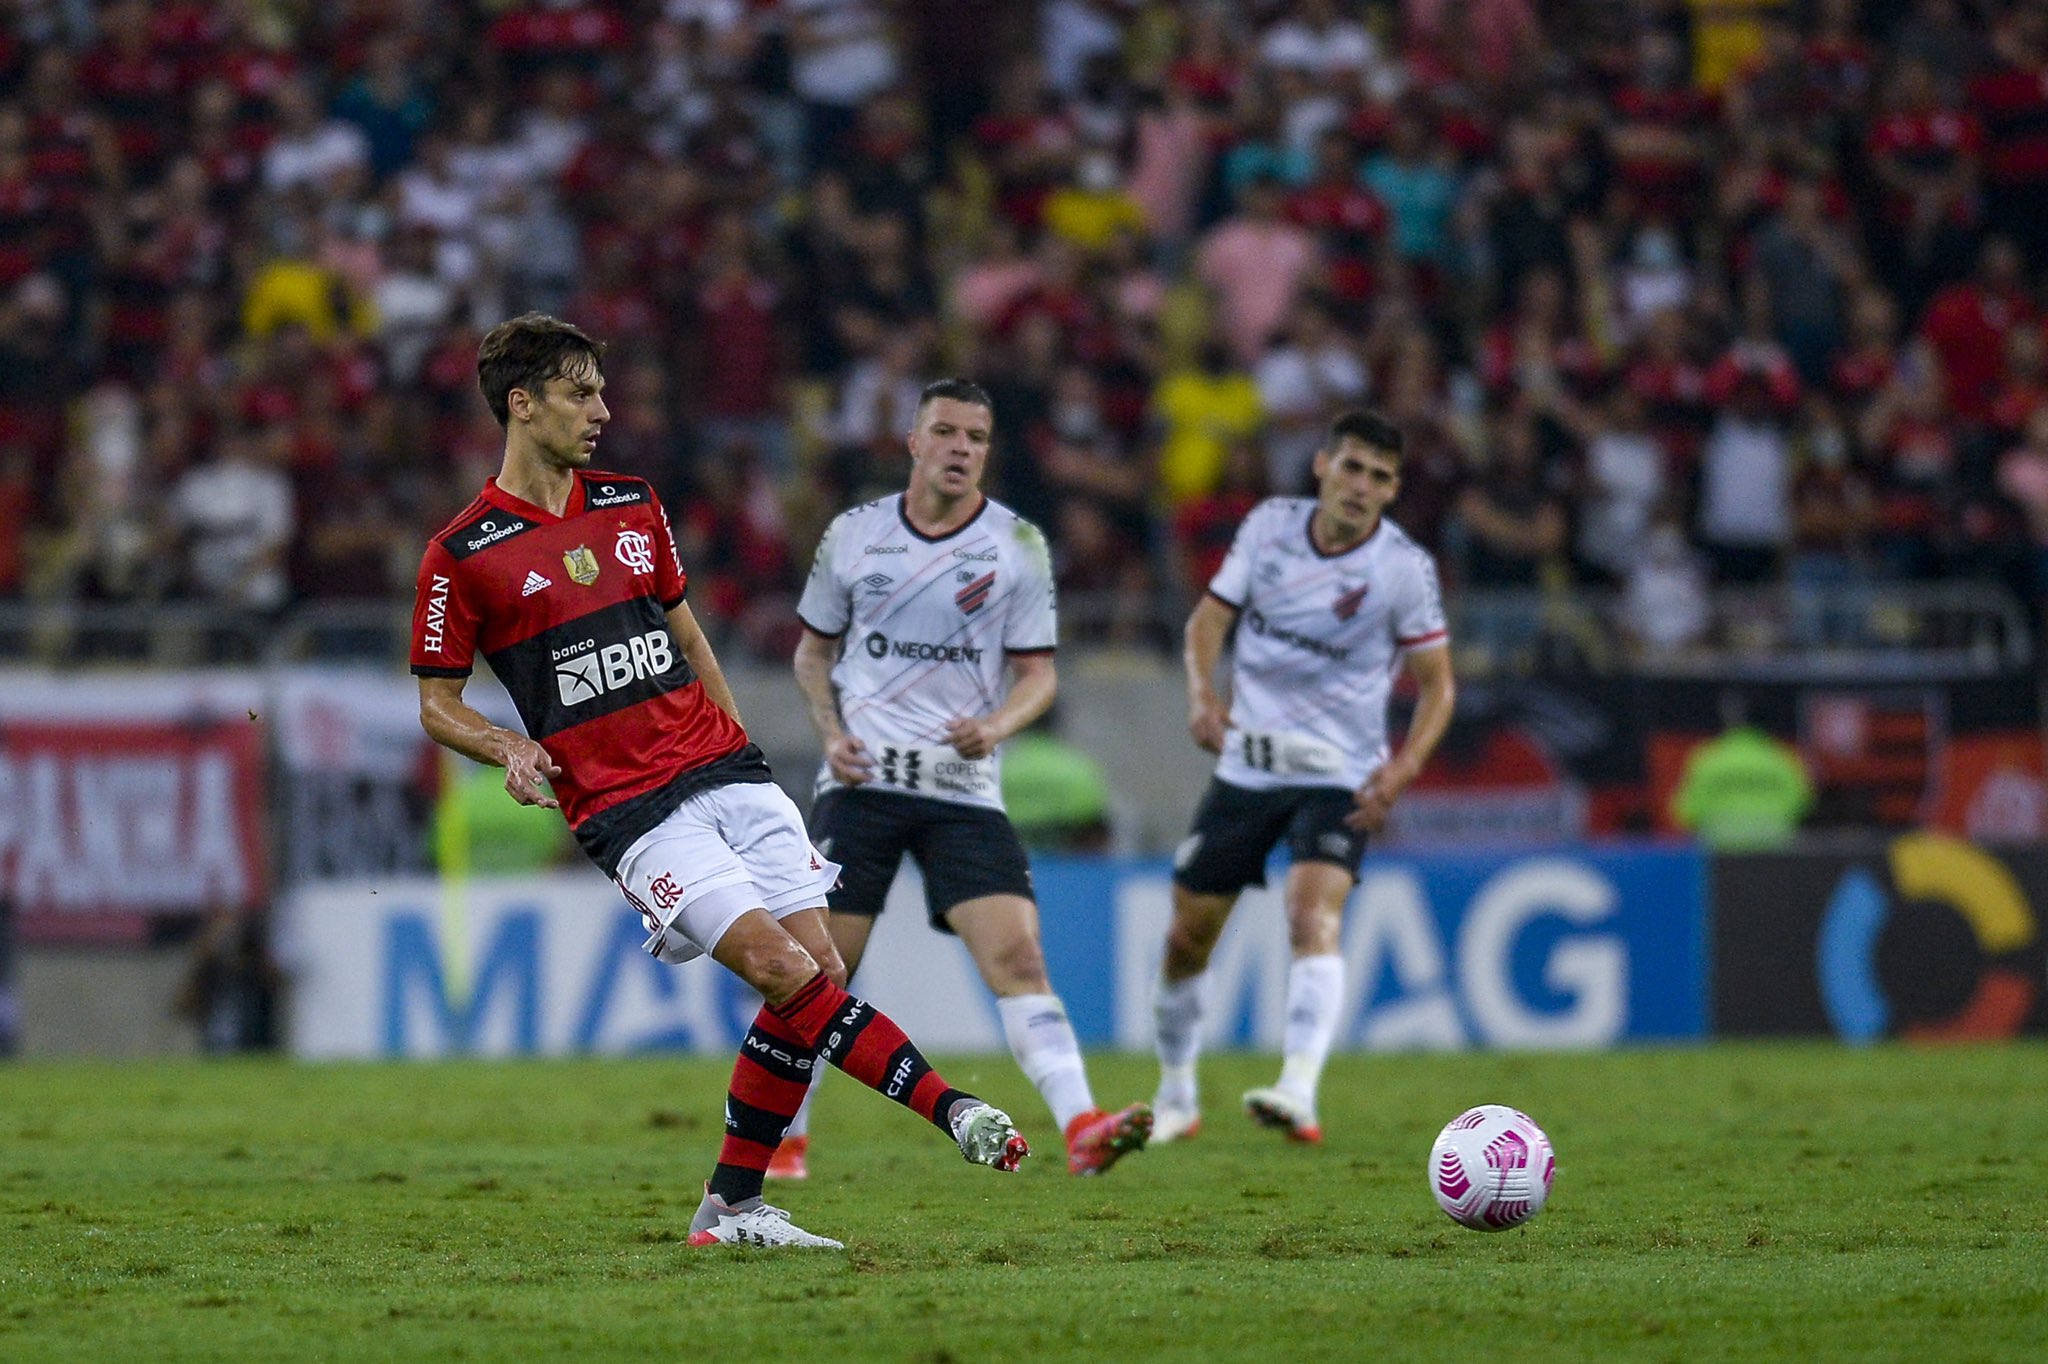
[{"left": 718, "top": 923, "right": 821, "bottom": 1004}]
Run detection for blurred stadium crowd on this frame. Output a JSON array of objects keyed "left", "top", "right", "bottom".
[{"left": 2, "top": 0, "right": 2046, "bottom": 660}]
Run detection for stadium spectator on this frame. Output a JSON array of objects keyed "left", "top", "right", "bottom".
[
  {"left": 1196, "top": 175, "right": 1318, "bottom": 365},
  {"left": 171, "top": 421, "right": 296, "bottom": 616},
  {"left": 1153, "top": 333, "right": 1263, "bottom": 505},
  {"left": 0, "top": 0, "right": 2041, "bottom": 672},
  {"left": 1620, "top": 507, "right": 1714, "bottom": 658},
  {"left": 1450, "top": 403, "right": 1568, "bottom": 589},
  {"left": 1255, "top": 296, "right": 1369, "bottom": 495},
  {"left": 1697, "top": 363, "right": 1797, "bottom": 585}
]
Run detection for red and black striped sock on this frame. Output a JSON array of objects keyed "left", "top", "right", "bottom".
[
  {"left": 769, "top": 973, "right": 973, "bottom": 1133},
  {"left": 707, "top": 1007, "right": 820, "bottom": 1207}
]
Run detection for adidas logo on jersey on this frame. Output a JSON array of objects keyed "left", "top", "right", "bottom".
[{"left": 521, "top": 571, "right": 553, "bottom": 597}]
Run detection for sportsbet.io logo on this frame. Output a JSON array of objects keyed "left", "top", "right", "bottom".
[{"left": 553, "top": 629, "right": 675, "bottom": 706}]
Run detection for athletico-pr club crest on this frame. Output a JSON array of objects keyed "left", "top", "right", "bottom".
[
  {"left": 1333, "top": 582, "right": 1369, "bottom": 620},
  {"left": 563, "top": 545, "right": 600, "bottom": 586},
  {"left": 956, "top": 570, "right": 996, "bottom": 614}
]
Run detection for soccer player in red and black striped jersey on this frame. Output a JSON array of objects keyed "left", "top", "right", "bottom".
[{"left": 410, "top": 314, "right": 1029, "bottom": 1248}]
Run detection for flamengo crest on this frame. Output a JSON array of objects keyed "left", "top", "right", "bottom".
[{"left": 615, "top": 529, "right": 654, "bottom": 575}]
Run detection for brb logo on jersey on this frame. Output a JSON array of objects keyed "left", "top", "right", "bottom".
[
  {"left": 553, "top": 629, "right": 675, "bottom": 706},
  {"left": 614, "top": 529, "right": 654, "bottom": 575}
]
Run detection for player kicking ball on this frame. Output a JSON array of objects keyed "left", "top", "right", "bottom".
[
  {"left": 411, "top": 316, "right": 1027, "bottom": 1249},
  {"left": 1149, "top": 410, "right": 1456, "bottom": 1145},
  {"left": 776, "top": 379, "right": 1151, "bottom": 1180}
]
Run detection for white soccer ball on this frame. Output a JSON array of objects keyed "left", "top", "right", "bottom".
[{"left": 1429, "top": 1104, "right": 1555, "bottom": 1231}]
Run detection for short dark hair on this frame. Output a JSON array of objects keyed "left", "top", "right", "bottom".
[
  {"left": 1328, "top": 409, "right": 1405, "bottom": 464},
  {"left": 916, "top": 378, "right": 994, "bottom": 420},
  {"left": 476, "top": 313, "right": 606, "bottom": 428}
]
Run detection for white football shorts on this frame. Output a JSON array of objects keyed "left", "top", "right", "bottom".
[{"left": 612, "top": 781, "right": 841, "bottom": 965}]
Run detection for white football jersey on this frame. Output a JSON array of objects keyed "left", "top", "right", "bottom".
[
  {"left": 798, "top": 493, "right": 1057, "bottom": 809},
  {"left": 1207, "top": 497, "right": 1447, "bottom": 791}
]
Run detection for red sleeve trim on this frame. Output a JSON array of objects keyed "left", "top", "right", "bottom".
[
  {"left": 1397, "top": 628, "right": 1449, "bottom": 649},
  {"left": 1005, "top": 645, "right": 1057, "bottom": 656}
]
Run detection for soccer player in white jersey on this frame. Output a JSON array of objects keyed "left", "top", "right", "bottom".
[
  {"left": 780, "top": 378, "right": 1153, "bottom": 1178},
  {"left": 1150, "top": 409, "right": 1457, "bottom": 1144}
]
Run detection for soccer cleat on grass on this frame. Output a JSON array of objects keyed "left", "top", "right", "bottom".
[
  {"left": 765, "top": 1134, "right": 809, "bottom": 1181},
  {"left": 949, "top": 1101, "right": 1030, "bottom": 1171},
  {"left": 1065, "top": 1102, "right": 1153, "bottom": 1176},
  {"left": 687, "top": 1185, "right": 843, "bottom": 1249},
  {"left": 1242, "top": 1086, "right": 1324, "bottom": 1144},
  {"left": 1148, "top": 1103, "right": 1202, "bottom": 1144}
]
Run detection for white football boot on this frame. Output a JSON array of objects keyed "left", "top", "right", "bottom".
[
  {"left": 949, "top": 1101, "right": 1030, "bottom": 1171},
  {"left": 687, "top": 1186, "right": 844, "bottom": 1248},
  {"left": 1242, "top": 1086, "right": 1324, "bottom": 1144}
]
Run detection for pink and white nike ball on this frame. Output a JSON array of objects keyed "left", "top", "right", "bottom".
[{"left": 1429, "top": 1104, "right": 1555, "bottom": 1231}]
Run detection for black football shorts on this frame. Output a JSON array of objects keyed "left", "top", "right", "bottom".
[
  {"left": 1172, "top": 776, "right": 1368, "bottom": 896},
  {"left": 808, "top": 786, "right": 1035, "bottom": 931}
]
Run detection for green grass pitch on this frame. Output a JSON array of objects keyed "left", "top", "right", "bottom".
[{"left": 3, "top": 1043, "right": 2044, "bottom": 1362}]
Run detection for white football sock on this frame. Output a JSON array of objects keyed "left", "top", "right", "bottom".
[
  {"left": 997, "top": 993, "right": 1095, "bottom": 1132},
  {"left": 1277, "top": 953, "right": 1345, "bottom": 1111},
  {"left": 1153, "top": 972, "right": 1207, "bottom": 1110},
  {"left": 781, "top": 1063, "right": 822, "bottom": 1139}
]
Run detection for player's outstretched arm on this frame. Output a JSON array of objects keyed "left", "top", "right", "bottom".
[
  {"left": 945, "top": 652, "right": 1057, "bottom": 759},
  {"left": 417, "top": 676, "right": 561, "bottom": 809},
  {"left": 1349, "top": 643, "right": 1456, "bottom": 832},
  {"left": 666, "top": 600, "right": 743, "bottom": 726},
  {"left": 793, "top": 625, "right": 873, "bottom": 783},
  {"left": 1183, "top": 595, "right": 1238, "bottom": 754}
]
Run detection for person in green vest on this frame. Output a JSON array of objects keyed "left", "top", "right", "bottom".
[
  {"left": 433, "top": 756, "right": 574, "bottom": 874},
  {"left": 1671, "top": 723, "right": 1813, "bottom": 849},
  {"left": 1000, "top": 710, "right": 1115, "bottom": 853}
]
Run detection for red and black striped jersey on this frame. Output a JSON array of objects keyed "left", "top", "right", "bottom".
[{"left": 409, "top": 470, "right": 769, "bottom": 874}]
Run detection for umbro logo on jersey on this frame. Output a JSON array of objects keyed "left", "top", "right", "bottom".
[
  {"left": 859, "top": 573, "right": 894, "bottom": 591},
  {"left": 521, "top": 571, "right": 553, "bottom": 597},
  {"left": 956, "top": 571, "right": 996, "bottom": 614},
  {"left": 1333, "top": 583, "right": 1370, "bottom": 620}
]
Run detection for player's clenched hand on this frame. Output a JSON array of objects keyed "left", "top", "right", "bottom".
[
  {"left": 502, "top": 738, "right": 562, "bottom": 809},
  {"left": 1346, "top": 764, "right": 1408, "bottom": 832},
  {"left": 945, "top": 715, "right": 1002, "bottom": 760},
  {"left": 825, "top": 733, "right": 876, "bottom": 785},
  {"left": 1188, "top": 696, "right": 1228, "bottom": 754}
]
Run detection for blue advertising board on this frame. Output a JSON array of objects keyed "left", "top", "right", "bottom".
[{"left": 286, "top": 843, "right": 1708, "bottom": 1057}]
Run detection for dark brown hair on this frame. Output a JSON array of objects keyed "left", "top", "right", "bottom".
[
  {"left": 476, "top": 313, "right": 606, "bottom": 428},
  {"left": 916, "top": 378, "right": 995, "bottom": 420},
  {"left": 1329, "top": 408, "right": 1405, "bottom": 465}
]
